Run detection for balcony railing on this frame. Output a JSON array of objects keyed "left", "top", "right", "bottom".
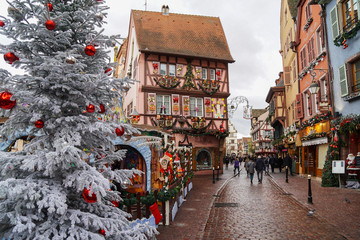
[{"left": 343, "top": 17, "right": 359, "bottom": 32}]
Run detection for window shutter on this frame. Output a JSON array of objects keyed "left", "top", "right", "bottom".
[
  {"left": 195, "top": 67, "right": 202, "bottom": 79},
  {"left": 148, "top": 93, "right": 156, "bottom": 114},
  {"left": 296, "top": 94, "right": 304, "bottom": 119},
  {"left": 172, "top": 94, "right": 180, "bottom": 115},
  {"left": 182, "top": 96, "right": 190, "bottom": 117},
  {"left": 284, "top": 66, "right": 291, "bottom": 85},
  {"left": 320, "top": 24, "right": 325, "bottom": 47},
  {"left": 152, "top": 62, "right": 160, "bottom": 75},
  {"left": 308, "top": 92, "right": 312, "bottom": 116},
  {"left": 176, "top": 64, "right": 183, "bottom": 77},
  {"left": 358, "top": 0, "right": 360, "bottom": 21},
  {"left": 204, "top": 97, "right": 212, "bottom": 118},
  {"left": 339, "top": 64, "right": 349, "bottom": 97},
  {"left": 330, "top": 6, "right": 340, "bottom": 40}
]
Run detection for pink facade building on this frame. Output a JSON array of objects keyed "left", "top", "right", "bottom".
[{"left": 120, "top": 6, "right": 234, "bottom": 171}]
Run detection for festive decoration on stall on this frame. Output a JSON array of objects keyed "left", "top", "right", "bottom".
[
  {"left": 346, "top": 153, "right": 357, "bottom": 174},
  {"left": 220, "top": 121, "right": 224, "bottom": 132},
  {"left": 84, "top": 45, "right": 96, "bottom": 56},
  {"left": 86, "top": 104, "right": 95, "bottom": 113},
  {"left": 45, "top": 20, "right": 56, "bottom": 30},
  {"left": 4, "top": 52, "right": 19, "bottom": 64},
  {"left": 34, "top": 120, "right": 44, "bottom": 129},
  {"left": 130, "top": 108, "right": 140, "bottom": 124},
  {"left": 0, "top": 20, "right": 5, "bottom": 27},
  {"left": 153, "top": 76, "right": 181, "bottom": 89},
  {"left": 0, "top": 91, "right": 16, "bottom": 110},
  {"left": 82, "top": 187, "right": 97, "bottom": 203},
  {"left": 342, "top": 39, "right": 348, "bottom": 49},
  {"left": 182, "top": 63, "right": 197, "bottom": 90},
  {"left": 300, "top": 111, "right": 331, "bottom": 129}
]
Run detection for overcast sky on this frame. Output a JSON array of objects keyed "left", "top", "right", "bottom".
[{"left": 0, "top": 0, "right": 282, "bottom": 138}]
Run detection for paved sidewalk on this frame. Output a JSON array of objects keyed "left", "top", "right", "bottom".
[
  {"left": 156, "top": 167, "right": 236, "bottom": 240},
  {"left": 156, "top": 165, "right": 360, "bottom": 240},
  {"left": 269, "top": 171, "right": 360, "bottom": 240}
]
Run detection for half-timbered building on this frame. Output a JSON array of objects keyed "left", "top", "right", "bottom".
[{"left": 120, "top": 6, "right": 234, "bottom": 172}]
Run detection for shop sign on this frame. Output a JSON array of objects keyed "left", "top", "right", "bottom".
[
  {"left": 332, "top": 160, "right": 345, "bottom": 174},
  {"left": 302, "top": 137, "right": 328, "bottom": 146},
  {"left": 319, "top": 102, "right": 329, "bottom": 113},
  {"left": 282, "top": 149, "right": 288, "bottom": 152}
]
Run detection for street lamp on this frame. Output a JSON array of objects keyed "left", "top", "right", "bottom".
[{"left": 308, "top": 71, "right": 320, "bottom": 95}]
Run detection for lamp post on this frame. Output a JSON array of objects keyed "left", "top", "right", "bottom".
[{"left": 308, "top": 174, "right": 313, "bottom": 204}]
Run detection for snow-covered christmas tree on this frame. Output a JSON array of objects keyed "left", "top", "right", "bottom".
[{"left": 0, "top": 0, "right": 157, "bottom": 239}]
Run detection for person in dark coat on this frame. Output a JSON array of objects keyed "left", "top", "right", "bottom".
[
  {"left": 277, "top": 156, "right": 283, "bottom": 173},
  {"left": 284, "top": 153, "right": 293, "bottom": 176},
  {"left": 247, "top": 158, "right": 256, "bottom": 184},
  {"left": 269, "top": 154, "right": 275, "bottom": 173},
  {"left": 255, "top": 155, "right": 265, "bottom": 184}
]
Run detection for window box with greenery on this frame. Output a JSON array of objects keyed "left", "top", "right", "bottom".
[{"left": 331, "top": 0, "right": 360, "bottom": 47}]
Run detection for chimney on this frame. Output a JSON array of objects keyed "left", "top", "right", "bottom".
[{"left": 161, "top": 5, "right": 169, "bottom": 15}]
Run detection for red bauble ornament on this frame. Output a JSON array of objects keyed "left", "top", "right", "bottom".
[
  {"left": 87, "top": 104, "right": 95, "bottom": 113},
  {"left": 47, "top": 3, "right": 53, "bottom": 11},
  {"left": 112, "top": 201, "right": 119, "bottom": 207},
  {"left": 35, "top": 120, "right": 44, "bottom": 128},
  {"left": 104, "top": 68, "right": 112, "bottom": 76},
  {"left": 99, "top": 104, "right": 105, "bottom": 113},
  {"left": 0, "top": 20, "right": 5, "bottom": 27},
  {"left": 83, "top": 187, "right": 97, "bottom": 203},
  {"left": 45, "top": 20, "right": 56, "bottom": 30},
  {"left": 0, "top": 91, "right": 16, "bottom": 110},
  {"left": 99, "top": 229, "right": 106, "bottom": 236},
  {"left": 84, "top": 45, "right": 96, "bottom": 56},
  {"left": 4, "top": 52, "right": 19, "bottom": 64},
  {"left": 115, "top": 127, "right": 124, "bottom": 136}
]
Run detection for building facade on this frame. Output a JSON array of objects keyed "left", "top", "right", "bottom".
[{"left": 121, "top": 7, "right": 234, "bottom": 172}]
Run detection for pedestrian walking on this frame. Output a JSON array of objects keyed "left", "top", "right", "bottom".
[
  {"left": 224, "top": 155, "right": 229, "bottom": 170},
  {"left": 234, "top": 158, "right": 240, "bottom": 175},
  {"left": 269, "top": 154, "right": 275, "bottom": 173},
  {"left": 264, "top": 156, "right": 269, "bottom": 175},
  {"left": 256, "top": 155, "right": 265, "bottom": 184},
  {"left": 278, "top": 156, "right": 283, "bottom": 173},
  {"left": 284, "top": 153, "right": 294, "bottom": 176},
  {"left": 247, "top": 158, "right": 255, "bottom": 184},
  {"left": 244, "top": 158, "right": 249, "bottom": 177}
]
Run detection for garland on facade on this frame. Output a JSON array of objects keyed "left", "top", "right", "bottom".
[
  {"left": 303, "top": 17, "right": 313, "bottom": 31},
  {"left": 197, "top": 82, "right": 220, "bottom": 95},
  {"left": 301, "top": 132, "right": 327, "bottom": 141},
  {"left": 333, "top": 20, "right": 360, "bottom": 47},
  {"left": 300, "top": 111, "right": 331, "bottom": 129},
  {"left": 298, "top": 52, "right": 327, "bottom": 80},
  {"left": 171, "top": 129, "right": 229, "bottom": 139},
  {"left": 182, "top": 63, "right": 197, "bottom": 90},
  {"left": 272, "top": 135, "right": 285, "bottom": 146},
  {"left": 153, "top": 76, "right": 181, "bottom": 89},
  {"left": 321, "top": 114, "right": 360, "bottom": 187},
  {"left": 151, "top": 117, "right": 178, "bottom": 130}
]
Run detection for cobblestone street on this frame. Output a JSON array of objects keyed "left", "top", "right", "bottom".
[{"left": 157, "top": 165, "right": 359, "bottom": 240}]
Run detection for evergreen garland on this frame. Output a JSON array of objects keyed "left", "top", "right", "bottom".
[
  {"left": 153, "top": 76, "right": 181, "bottom": 89},
  {"left": 300, "top": 111, "right": 331, "bottom": 129},
  {"left": 334, "top": 20, "right": 360, "bottom": 47},
  {"left": 197, "top": 82, "right": 220, "bottom": 95},
  {"left": 182, "top": 63, "right": 197, "bottom": 90}
]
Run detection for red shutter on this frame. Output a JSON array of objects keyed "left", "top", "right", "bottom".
[
  {"left": 172, "top": 94, "right": 180, "bottom": 115},
  {"left": 320, "top": 24, "right": 325, "bottom": 47},
  {"left": 296, "top": 94, "right": 304, "bottom": 119},
  {"left": 204, "top": 97, "right": 212, "bottom": 118},
  {"left": 182, "top": 96, "right": 190, "bottom": 117}
]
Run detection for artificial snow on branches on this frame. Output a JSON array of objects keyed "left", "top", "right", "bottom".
[{"left": 0, "top": 0, "right": 157, "bottom": 239}]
